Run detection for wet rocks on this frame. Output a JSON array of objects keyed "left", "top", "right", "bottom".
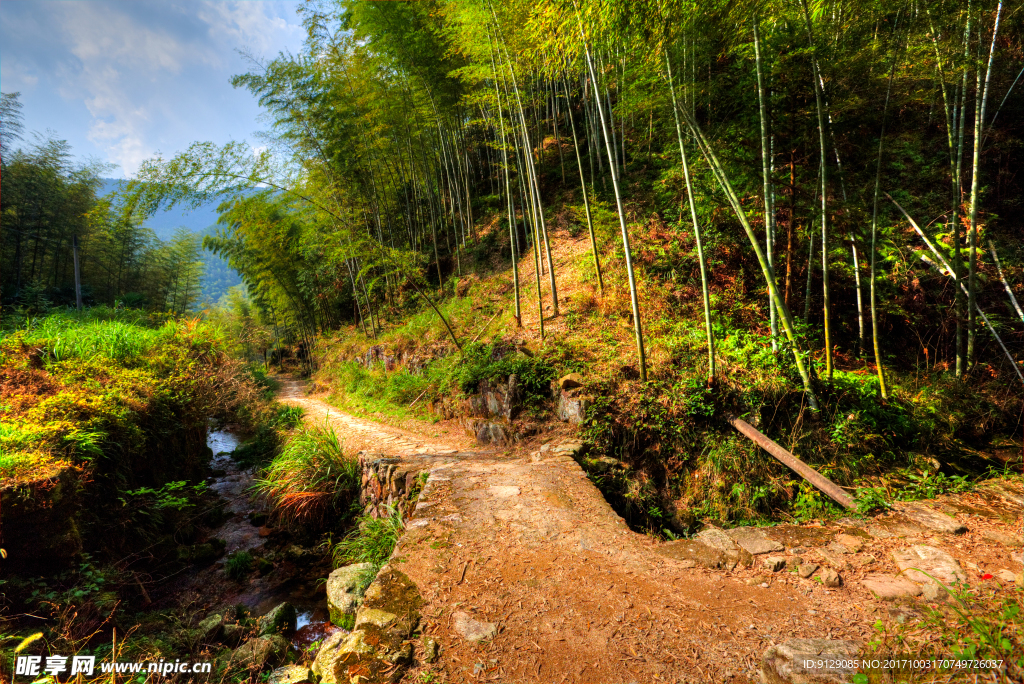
[
  {"left": 760, "top": 638, "right": 861, "bottom": 684},
  {"left": 891, "top": 545, "right": 967, "bottom": 586},
  {"left": 452, "top": 611, "right": 497, "bottom": 643},
  {"left": 259, "top": 602, "right": 297, "bottom": 637},
  {"left": 315, "top": 565, "right": 423, "bottom": 684},
  {"left": 230, "top": 635, "right": 289, "bottom": 671},
  {"left": 326, "top": 563, "right": 374, "bottom": 628},
  {"left": 267, "top": 665, "right": 312, "bottom": 684},
  {"left": 861, "top": 574, "right": 922, "bottom": 600}
]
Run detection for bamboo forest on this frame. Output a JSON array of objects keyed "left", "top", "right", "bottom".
[{"left": 1, "top": 1, "right": 1022, "bottom": 683}]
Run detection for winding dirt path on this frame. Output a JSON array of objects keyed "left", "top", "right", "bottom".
[
  {"left": 277, "top": 378, "right": 1023, "bottom": 684},
  {"left": 276, "top": 378, "right": 855, "bottom": 683}
]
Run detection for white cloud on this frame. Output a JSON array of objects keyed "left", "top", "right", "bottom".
[
  {"left": 198, "top": 1, "right": 301, "bottom": 58},
  {"left": 2, "top": 0, "right": 305, "bottom": 177},
  {"left": 0, "top": 58, "right": 40, "bottom": 91}
]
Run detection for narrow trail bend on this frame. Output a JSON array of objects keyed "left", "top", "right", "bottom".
[{"left": 277, "top": 377, "right": 859, "bottom": 683}]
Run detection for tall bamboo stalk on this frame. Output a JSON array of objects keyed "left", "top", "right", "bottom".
[
  {"left": 868, "top": 47, "right": 901, "bottom": 401},
  {"left": 487, "top": 31, "right": 521, "bottom": 325},
  {"left": 561, "top": 72, "right": 604, "bottom": 292},
  {"left": 800, "top": 0, "right": 832, "bottom": 381},
  {"left": 678, "top": 102, "right": 819, "bottom": 410},
  {"left": 754, "top": 20, "right": 778, "bottom": 352},
  {"left": 576, "top": 10, "right": 648, "bottom": 382},
  {"left": 967, "top": 1, "right": 1002, "bottom": 366},
  {"left": 667, "top": 52, "right": 715, "bottom": 382}
]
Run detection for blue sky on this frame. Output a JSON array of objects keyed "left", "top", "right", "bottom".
[{"left": 1, "top": 0, "right": 306, "bottom": 178}]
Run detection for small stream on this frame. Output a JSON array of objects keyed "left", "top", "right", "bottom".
[{"left": 205, "top": 427, "right": 340, "bottom": 650}]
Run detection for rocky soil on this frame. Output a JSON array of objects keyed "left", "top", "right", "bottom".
[{"left": 276, "top": 378, "right": 1023, "bottom": 684}]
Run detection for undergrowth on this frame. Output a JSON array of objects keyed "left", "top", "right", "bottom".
[
  {"left": 253, "top": 423, "right": 360, "bottom": 528},
  {"left": 858, "top": 582, "right": 1024, "bottom": 683},
  {"left": 332, "top": 506, "right": 404, "bottom": 573}
]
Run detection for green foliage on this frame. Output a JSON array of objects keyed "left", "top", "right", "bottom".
[
  {"left": 332, "top": 506, "right": 404, "bottom": 572},
  {"left": 854, "top": 487, "right": 892, "bottom": 514},
  {"left": 225, "top": 551, "right": 254, "bottom": 581},
  {"left": 894, "top": 471, "right": 972, "bottom": 501},
  {"left": 456, "top": 342, "right": 556, "bottom": 405},
  {"left": 862, "top": 583, "right": 1024, "bottom": 680},
  {"left": 253, "top": 423, "right": 360, "bottom": 528}
]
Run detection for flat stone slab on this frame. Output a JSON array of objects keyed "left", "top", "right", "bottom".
[
  {"left": 861, "top": 574, "right": 923, "bottom": 600},
  {"left": 898, "top": 502, "right": 967, "bottom": 535},
  {"left": 452, "top": 610, "right": 497, "bottom": 643},
  {"left": 892, "top": 545, "right": 967, "bottom": 586},
  {"left": 726, "top": 527, "right": 785, "bottom": 555},
  {"left": 488, "top": 485, "right": 520, "bottom": 498},
  {"left": 982, "top": 529, "right": 1023, "bottom": 547},
  {"left": 761, "top": 638, "right": 862, "bottom": 684},
  {"left": 692, "top": 528, "right": 753, "bottom": 568},
  {"left": 695, "top": 527, "right": 738, "bottom": 553},
  {"left": 980, "top": 480, "right": 1024, "bottom": 506},
  {"left": 654, "top": 538, "right": 726, "bottom": 569},
  {"left": 764, "top": 525, "right": 838, "bottom": 549}
]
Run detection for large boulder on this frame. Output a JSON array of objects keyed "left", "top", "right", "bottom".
[
  {"left": 259, "top": 602, "right": 297, "bottom": 637},
  {"left": 221, "top": 622, "right": 247, "bottom": 647},
  {"left": 230, "top": 635, "right": 289, "bottom": 671},
  {"left": 326, "top": 563, "right": 374, "bottom": 628},
  {"left": 315, "top": 566, "right": 423, "bottom": 684}
]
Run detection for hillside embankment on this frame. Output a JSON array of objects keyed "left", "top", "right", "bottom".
[{"left": 276, "top": 377, "right": 1024, "bottom": 684}]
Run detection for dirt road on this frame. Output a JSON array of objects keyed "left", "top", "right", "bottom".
[{"left": 278, "top": 378, "right": 1023, "bottom": 684}]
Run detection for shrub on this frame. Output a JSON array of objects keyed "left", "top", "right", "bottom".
[
  {"left": 331, "top": 506, "right": 404, "bottom": 572},
  {"left": 253, "top": 423, "right": 359, "bottom": 528}
]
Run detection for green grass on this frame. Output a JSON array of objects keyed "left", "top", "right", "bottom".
[
  {"left": 252, "top": 423, "right": 360, "bottom": 528},
  {"left": 225, "top": 551, "right": 253, "bottom": 580},
  {"left": 331, "top": 506, "right": 404, "bottom": 572}
]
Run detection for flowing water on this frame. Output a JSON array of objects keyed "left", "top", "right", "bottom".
[{"left": 205, "top": 427, "right": 340, "bottom": 649}]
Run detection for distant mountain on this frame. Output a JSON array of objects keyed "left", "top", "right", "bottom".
[
  {"left": 98, "top": 178, "right": 222, "bottom": 242},
  {"left": 99, "top": 178, "right": 242, "bottom": 306}
]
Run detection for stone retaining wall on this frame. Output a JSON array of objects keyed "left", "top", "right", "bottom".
[{"left": 357, "top": 454, "right": 425, "bottom": 519}]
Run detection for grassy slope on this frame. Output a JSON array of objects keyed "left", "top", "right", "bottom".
[{"left": 314, "top": 180, "right": 1023, "bottom": 534}]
